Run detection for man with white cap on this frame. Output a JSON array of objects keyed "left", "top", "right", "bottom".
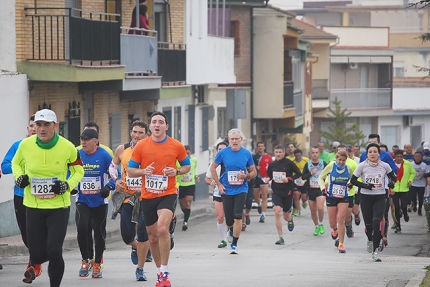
[
  {"left": 327, "top": 141, "right": 340, "bottom": 162},
  {"left": 421, "top": 142, "right": 430, "bottom": 166},
  {"left": 12, "top": 109, "right": 84, "bottom": 286}
]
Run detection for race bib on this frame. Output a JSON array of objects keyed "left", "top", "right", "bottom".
[
  {"left": 31, "top": 177, "right": 58, "bottom": 199},
  {"left": 213, "top": 186, "right": 221, "bottom": 197},
  {"left": 181, "top": 172, "right": 193, "bottom": 182},
  {"left": 310, "top": 177, "right": 319, "bottom": 188},
  {"left": 364, "top": 173, "right": 383, "bottom": 188},
  {"left": 228, "top": 171, "right": 244, "bottom": 185},
  {"left": 80, "top": 177, "right": 101, "bottom": 194},
  {"left": 273, "top": 172, "right": 285, "bottom": 183},
  {"left": 332, "top": 184, "right": 346, "bottom": 198},
  {"left": 145, "top": 175, "right": 168, "bottom": 194},
  {"left": 126, "top": 175, "right": 142, "bottom": 190}
]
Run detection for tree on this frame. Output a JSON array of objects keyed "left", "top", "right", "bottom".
[
  {"left": 408, "top": 1, "right": 430, "bottom": 75},
  {"left": 318, "top": 98, "right": 366, "bottom": 148}
]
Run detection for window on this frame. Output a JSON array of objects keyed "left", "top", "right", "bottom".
[
  {"left": 105, "top": 0, "right": 120, "bottom": 20},
  {"left": 155, "top": 2, "right": 168, "bottom": 42},
  {"left": 217, "top": 108, "right": 234, "bottom": 139},
  {"left": 410, "top": 125, "right": 422, "bottom": 151},
  {"left": 393, "top": 61, "right": 404, "bottom": 78},
  {"left": 230, "top": 21, "right": 240, "bottom": 56}
]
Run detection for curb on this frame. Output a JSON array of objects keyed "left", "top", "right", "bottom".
[{"left": 405, "top": 269, "right": 427, "bottom": 287}]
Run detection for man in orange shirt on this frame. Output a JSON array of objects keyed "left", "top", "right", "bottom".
[{"left": 128, "top": 111, "right": 190, "bottom": 287}]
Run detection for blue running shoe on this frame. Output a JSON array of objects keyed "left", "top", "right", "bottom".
[
  {"left": 259, "top": 215, "right": 265, "bottom": 223},
  {"left": 136, "top": 267, "right": 147, "bottom": 281},
  {"left": 131, "top": 248, "right": 138, "bottom": 265},
  {"left": 288, "top": 218, "right": 294, "bottom": 232},
  {"left": 230, "top": 244, "right": 238, "bottom": 254}
]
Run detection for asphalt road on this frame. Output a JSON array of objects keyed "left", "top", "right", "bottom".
[{"left": 0, "top": 206, "right": 429, "bottom": 287}]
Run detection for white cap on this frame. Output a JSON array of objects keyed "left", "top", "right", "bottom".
[
  {"left": 332, "top": 141, "right": 340, "bottom": 148},
  {"left": 34, "top": 109, "right": 57, "bottom": 123},
  {"left": 424, "top": 142, "right": 429, "bottom": 150}
]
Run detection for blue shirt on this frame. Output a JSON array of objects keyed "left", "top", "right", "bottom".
[
  {"left": 403, "top": 153, "right": 414, "bottom": 162},
  {"left": 327, "top": 162, "right": 351, "bottom": 198},
  {"left": 421, "top": 150, "right": 430, "bottom": 166},
  {"left": 214, "top": 146, "right": 254, "bottom": 195},
  {"left": 1, "top": 140, "right": 24, "bottom": 197},
  {"left": 77, "top": 147, "right": 115, "bottom": 208},
  {"left": 360, "top": 150, "right": 396, "bottom": 172}
]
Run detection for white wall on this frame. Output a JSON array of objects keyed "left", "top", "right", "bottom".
[
  {"left": 185, "top": 0, "right": 236, "bottom": 85},
  {"left": 0, "top": 74, "right": 29, "bottom": 203},
  {"left": 324, "top": 27, "right": 389, "bottom": 47},
  {"left": 393, "top": 88, "right": 430, "bottom": 111},
  {"left": 0, "top": 0, "right": 16, "bottom": 72}
]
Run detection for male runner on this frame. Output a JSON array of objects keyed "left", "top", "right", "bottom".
[{"left": 252, "top": 142, "right": 272, "bottom": 223}]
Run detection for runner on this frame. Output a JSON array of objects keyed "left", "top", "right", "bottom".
[
  {"left": 12, "top": 109, "right": 84, "bottom": 286},
  {"left": 252, "top": 142, "right": 272, "bottom": 223},
  {"left": 128, "top": 111, "right": 190, "bottom": 286},
  {"left": 77, "top": 122, "right": 114, "bottom": 157},
  {"left": 326, "top": 141, "right": 340, "bottom": 162},
  {"left": 302, "top": 146, "right": 327, "bottom": 236},
  {"left": 75, "top": 129, "right": 115, "bottom": 278},
  {"left": 266, "top": 145, "right": 302, "bottom": 244},
  {"left": 318, "top": 142, "right": 330, "bottom": 164},
  {"left": 318, "top": 150, "right": 354, "bottom": 253},
  {"left": 410, "top": 151, "right": 428, "bottom": 216},
  {"left": 392, "top": 149, "right": 416, "bottom": 234},
  {"left": 403, "top": 144, "right": 414, "bottom": 162},
  {"left": 177, "top": 145, "right": 199, "bottom": 231},
  {"left": 109, "top": 120, "right": 151, "bottom": 281},
  {"left": 351, "top": 142, "right": 396, "bottom": 262},
  {"left": 205, "top": 141, "right": 229, "bottom": 247},
  {"left": 1, "top": 115, "right": 43, "bottom": 283},
  {"left": 210, "top": 128, "right": 257, "bottom": 254},
  {"left": 292, "top": 149, "right": 309, "bottom": 216},
  {"left": 286, "top": 143, "right": 296, "bottom": 161}
]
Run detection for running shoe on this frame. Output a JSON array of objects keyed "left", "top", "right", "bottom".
[
  {"left": 394, "top": 227, "right": 401, "bottom": 233},
  {"left": 346, "top": 224, "right": 354, "bottom": 238},
  {"left": 158, "top": 272, "right": 171, "bottom": 287},
  {"left": 319, "top": 224, "right": 325, "bottom": 235},
  {"left": 313, "top": 226, "right": 320, "bottom": 236},
  {"left": 257, "top": 205, "right": 262, "bottom": 214},
  {"left": 227, "top": 228, "right": 233, "bottom": 243},
  {"left": 275, "top": 237, "right": 285, "bottom": 245},
  {"left": 382, "top": 237, "right": 388, "bottom": 247},
  {"left": 334, "top": 239, "right": 339, "bottom": 247},
  {"left": 98, "top": 257, "right": 103, "bottom": 270},
  {"left": 259, "top": 215, "right": 265, "bottom": 223},
  {"left": 23, "top": 265, "right": 36, "bottom": 283},
  {"left": 131, "top": 248, "right": 138, "bottom": 265},
  {"left": 338, "top": 244, "right": 346, "bottom": 253},
  {"left": 230, "top": 244, "right": 238, "bottom": 254},
  {"left": 331, "top": 229, "right": 338, "bottom": 240},
  {"left": 287, "top": 218, "right": 294, "bottom": 232},
  {"left": 407, "top": 205, "right": 412, "bottom": 212},
  {"left": 366, "top": 241, "right": 373, "bottom": 253},
  {"left": 372, "top": 251, "right": 382, "bottom": 262},
  {"left": 79, "top": 259, "right": 92, "bottom": 277},
  {"left": 170, "top": 233, "right": 175, "bottom": 250},
  {"left": 378, "top": 238, "right": 385, "bottom": 252},
  {"left": 169, "top": 215, "right": 177, "bottom": 234},
  {"left": 182, "top": 222, "right": 188, "bottom": 231},
  {"left": 135, "top": 267, "right": 147, "bottom": 281},
  {"left": 391, "top": 223, "right": 397, "bottom": 229},
  {"left": 242, "top": 223, "right": 246, "bottom": 231},
  {"left": 34, "top": 264, "right": 42, "bottom": 277},
  {"left": 146, "top": 251, "right": 153, "bottom": 263},
  {"left": 218, "top": 240, "right": 227, "bottom": 248},
  {"left": 404, "top": 212, "right": 409, "bottom": 222},
  {"left": 91, "top": 263, "right": 102, "bottom": 278},
  {"left": 413, "top": 204, "right": 417, "bottom": 212},
  {"left": 293, "top": 209, "right": 300, "bottom": 217},
  {"left": 302, "top": 201, "right": 308, "bottom": 209},
  {"left": 354, "top": 214, "right": 361, "bottom": 226},
  {"left": 245, "top": 214, "right": 251, "bottom": 225},
  {"left": 418, "top": 211, "right": 423, "bottom": 216}
]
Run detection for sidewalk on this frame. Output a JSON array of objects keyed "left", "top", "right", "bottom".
[{"left": 0, "top": 197, "right": 214, "bottom": 258}]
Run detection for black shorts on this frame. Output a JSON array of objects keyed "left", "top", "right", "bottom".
[
  {"left": 254, "top": 178, "right": 268, "bottom": 188},
  {"left": 293, "top": 184, "right": 306, "bottom": 194},
  {"left": 272, "top": 192, "right": 293, "bottom": 213},
  {"left": 141, "top": 194, "right": 177, "bottom": 227},
  {"left": 326, "top": 196, "right": 353, "bottom": 208},
  {"left": 308, "top": 188, "right": 324, "bottom": 201},
  {"left": 178, "top": 185, "right": 195, "bottom": 199},
  {"left": 213, "top": 196, "right": 222, "bottom": 202}
]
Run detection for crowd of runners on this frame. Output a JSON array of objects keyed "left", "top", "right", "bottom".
[{"left": 0, "top": 108, "right": 429, "bottom": 286}]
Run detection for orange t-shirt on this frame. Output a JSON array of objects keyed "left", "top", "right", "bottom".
[{"left": 130, "top": 136, "right": 187, "bottom": 199}]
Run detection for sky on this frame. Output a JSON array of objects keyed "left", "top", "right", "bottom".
[{"left": 268, "top": 0, "right": 414, "bottom": 10}]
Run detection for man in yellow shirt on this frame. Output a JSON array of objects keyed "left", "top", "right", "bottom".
[{"left": 292, "top": 149, "right": 309, "bottom": 216}]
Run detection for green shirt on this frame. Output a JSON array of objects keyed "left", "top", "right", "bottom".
[
  {"left": 177, "top": 155, "right": 197, "bottom": 186},
  {"left": 319, "top": 151, "right": 330, "bottom": 163},
  {"left": 12, "top": 135, "right": 84, "bottom": 209}
]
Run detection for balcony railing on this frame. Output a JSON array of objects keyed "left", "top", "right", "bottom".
[
  {"left": 284, "top": 81, "right": 303, "bottom": 116},
  {"left": 121, "top": 27, "right": 158, "bottom": 75},
  {"left": 24, "top": 7, "right": 120, "bottom": 65},
  {"left": 294, "top": 91, "right": 303, "bottom": 117},
  {"left": 158, "top": 42, "right": 186, "bottom": 84},
  {"left": 312, "top": 79, "right": 329, "bottom": 99},
  {"left": 330, "top": 88, "right": 392, "bottom": 109}
]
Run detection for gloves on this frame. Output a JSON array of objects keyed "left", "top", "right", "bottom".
[
  {"left": 100, "top": 185, "right": 113, "bottom": 198},
  {"left": 347, "top": 183, "right": 353, "bottom": 190},
  {"left": 50, "top": 180, "right": 69, "bottom": 195},
  {"left": 387, "top": 182, "right": 395, "bottom": 189},
  {"left": 16, "top": 175, "right": 30, "bottom": 188},
  {"left": 363, "top": 183, "right": 374, "bottom": 190},
  {"left": 71, "top": 189, "right": 78, "bottom": 195}
]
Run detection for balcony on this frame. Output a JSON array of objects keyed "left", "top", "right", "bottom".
[
  {"left": 158, "top": 42, "right": 186, "bottom": 85},
  {"left": 283, "top": 81, "right": 303, "bottom": 117},
  {"left": 330, "top": 88, "right": 391, "bottom": 110}
]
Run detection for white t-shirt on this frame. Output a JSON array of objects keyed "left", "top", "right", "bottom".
[
  {"left": 353, "top": 161, "right": 392, "bottom": 195},
  {"left": 411, "top": 161, "right": 428, "bottom": 187}
]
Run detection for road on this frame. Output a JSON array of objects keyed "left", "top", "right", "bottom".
[{"left": 0, "top": 206, "right": 429, "bottom": 287}]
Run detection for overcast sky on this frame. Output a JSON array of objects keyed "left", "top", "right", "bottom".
[{"left": 269, "top": 0, "right": 308, "bottom": 9}]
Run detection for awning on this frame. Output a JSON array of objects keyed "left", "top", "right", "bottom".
[
  {"left": 371, "top": 56, "right": 392, "bottom": 63},
  {"left": 330, "top": 56, "right": 348, "bottom": 63},
  {"left": 330, "top": 56, "right": 392, "bottom": 63},
  {"left": 349, "top": 56, "right": 371, "bottom": 63}
]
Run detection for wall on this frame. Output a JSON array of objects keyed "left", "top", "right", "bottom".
[
  {"left": 324, "top": 26, "right": 389, "bottom": 47},
  {"left": 303, "top": 13, "right": 342, "bottom": 27},
  {"left": 312, "top": 43, "right": 331, "bottom": 80},
  {"left": 185, "top": 0, "right": 236, "bottom": 85},
  {"left": 0, "top": 0, "right": 16, "bottom": 71},
  {"left": 253, "top": 14, "right": 286, "bottom": 118},
  {"left": 393, "top": 52, "right": 430, "bottom": 78},
  {"left": 393, "top": 87, "right": 430, "bottom": 111},
  {"left": 231, "top": 5, "right": 252, "bottom": 84}
]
